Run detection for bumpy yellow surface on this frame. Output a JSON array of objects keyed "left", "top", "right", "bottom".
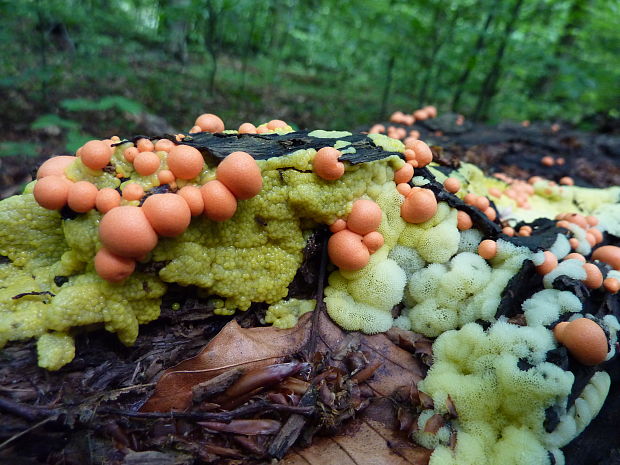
[
  {"left": 417, "top": 322, "right": 574, "bottom": 465},
  {"left": 0, "top": 141, "right": 403, "bottom": 369},
  {"left": 264, "top": 298, "right": 316, "bottom": 328}
]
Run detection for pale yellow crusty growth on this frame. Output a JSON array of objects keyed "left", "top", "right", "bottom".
[
  {"left": 0, "top": 140, "right": 405, "bottom": 369},
  {"left": 0, "top": 195, "right": 167, "bottom": 370},
  {"left": 418, "top": 321, "right": 574, "bottom": 465},
  {"left": 264, "top": 298, "right": 316, "bottom": 329},
  {"left": 155, "top": 151, "right": 403, "bottom": 312}
]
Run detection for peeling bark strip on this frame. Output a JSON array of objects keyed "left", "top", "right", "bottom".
[{"left": 122, "top": 131, "right": 403, "bottom": 164}]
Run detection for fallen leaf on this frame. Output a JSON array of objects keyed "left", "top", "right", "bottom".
[
  {"left": 282, "top": 398, "right": 433, "bottom": 465},
  {"left": 143, "top": 311, "right": 425, "bottom": 412}
]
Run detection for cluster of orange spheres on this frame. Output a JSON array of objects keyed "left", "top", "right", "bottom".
[
  {"left": 367, "top": 106, "right": 437, "bottom": 140},
  {"left": 555, "top": 212, "right": 603, "bottom": 252},
  {"left": 34, "top": 133, "right": 263, "bottom": 282},
  {"left": 322, "top": 138, "right": 441, "bottom": 272},
  {"left": 328, "top": 199, "right": 385, "bottom": 271},
  {"left": 188, "top": 115, "right": 290, "bottom": 136}
]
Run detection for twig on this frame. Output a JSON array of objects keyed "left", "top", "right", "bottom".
[
  {"left": 98, "top": 401, "right": 313, "bottom": 422},
  {"left": 0, "top": 396, "right": 60, "bottom": 421},
  {"left": 0, "top": 416, "right": 55, "bottom": 450},
  {"left": 307, "top": 229, "right": 329, "bottom": 359},
  {"left": 267, "top": 387, "right": 318, "bottom": 459}
]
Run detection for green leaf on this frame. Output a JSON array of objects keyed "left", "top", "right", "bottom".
[
  {"left": 31, "top": 114, "right": 81, "bottom": 131},
  {"left": 0, "top": 141, "right": 39, "bottom": 158},
  {"left": 60, "top": 96, "right": 143, "bottom": 115}
]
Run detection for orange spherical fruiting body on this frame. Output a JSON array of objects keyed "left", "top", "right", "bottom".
[
  {"left": 410, "top": 140, "right": 433, "bottom": 167},
  {"left": 589, "top": 228, "right": 603, "bottom": 244},
  {"left": 582, "top": 263, "right": 603, "bottom": 289},
  {"left": 478, "top": 240, "right": 497, "bottom": 260},
  {"left": 136, "top": 138, "right": 154, "bottom": 152},
  {"left": 154, "top": 139, "right": 175, "bottom": 152},
  {"left": 541, "top": 156, "right": 554, "bottom": 167},
  {"left": 564, "top": 253, "right": 586, "bottom": 263},
  {"left": 94, "top": 248, "right": 136, "bottom": 282},
  {"left": 313, "top": 147, "right": 344, "bottom": 181},
  {"left": 347, "top": 199, "right": 382, "bottom": 235},
  {"left": 484, "top": 207, "right": 497, "bottom": 222},
  {"left": 142, "top": 193, "right": 191, "bottom": 237},
  {"left": 363, "top": 231, "right": 384, "bottom": 253},
  {"left": 267, "top": 119, "right": 288, "bottom": 130},
  {"left": 396, "top": 183, "right": 412, "bottom": 196},
  {"left": 329, "top": 219, "right": 347, "bottom": 233},
  {"left": 559, "top": 176, "right": 574, "bottom": 186},
  {"left": 328, "top": 229, "right": 370, "bottom": 271},
  {"left": 586, "top": 215, "right": 599, "bottom": 227},
  {"left": 401, "top": 188, "right": 437, "bottom": 224},
  {"left": 124, "top": 147, "right": 138, "bottom": 163},
  {"left": 167, "top": 144, "right": 204, "bottom": 180},
  {"left": 603, "top": 277, "right": 620, "bottom": 294},
  {"left": 157, "top": 170, "right": 176, "bottom": 185},
  {"left": 96, "top": 188, "right": 121, "bottom": 213},
  {"left": 36, "top": 156, "right": 76, "bottom": 179},
  {"left": 195, "top": 113, "right": 225, "bottom": 133},
  {"left": 502, "top": 226, "right": 515, "bottom": 237},
  {"left": 238, "top": 122, "right": 257, "bottom": 134},
  {"left": 592, "top": 245, "right": 620, "bottom": 270},
  {"left": 33, "top": 175, "right": 71, "bottom": 210},
  {"left": 463, "top": 193, "right": 477, "bottom": 205},
  {"left": 456, "top": 211, "right": 472, "bottom": 231},
  {"left": 565, "top": 213, "right": 588, "bottom": 229},
  {"left": 67, "top": 181, "right": 98, "bottom": 213},
  {"left": 122, "top": 183, "right": 145, "bottom": 201},
  {"left": 554, "top": 318, "right": 608, "bottom": 365},
  {"left": 536, "top": 251, "right": 558, "bottom": 275},
  {"left": 443, "top": 178, "right": 461, "bottom": 194},
  {"left": 201, "top": 180, "right": 237, "bottom": 221},
  {"left": 413, "top": 109, "right": 428, "bottom": 121},
  {"left": 98, "top": 206, "right": 158, "bottom": 258},
  {"left": 178, "top": 186, "right": 205, "bottom": 216},
  {"left": 475, "top": 196, "right": 490, "bottom": 211},
  {"left": 394, "top": 163, "right": 414, "bottom": 184},
  {"left": 216, "top": 151, "right": 263, "bottom": 199},
  {"left": 81, "top": 140, "right": 113, "bottom": 170},
  {"left": 133, "top": 151, "right": 161, "bottom": 176}
]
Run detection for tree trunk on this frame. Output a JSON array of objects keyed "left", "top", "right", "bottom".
[
  {"left": 472, "top": 0, "right": 526, "bottom": 121},
  {"left": 162, "top": 0, "right": 191, "bottom": 64},
  {"left": 527, "top": 0, "right": 591, "bottom": 99},
  {"left": 204, "top": 0, "right": 219, "bottom": 95},
  {"left": 450, "top": 0, "right": 501, "bottom": 112},
  {"left": 379, "top": 55, "right": 396, "bottom": 119},
  {"left": 417, "top": 7, "right": 459, "bottom": 107},
  {"left": 239, "top": 11, "right": 258, "bottom": 94}
]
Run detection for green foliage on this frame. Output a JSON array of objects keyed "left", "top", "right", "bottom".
[
  {"left": 31, "top": 114, "right": 80, "bottom": 131},
  {"left": 0, "top": 142, "right": 38, "bottom": 158},
  {"left": 60, "top": 97, "right": 143, "bottom": 115},
  {"left": 0, "top": 0, "right": 618, "bottom": 152}
]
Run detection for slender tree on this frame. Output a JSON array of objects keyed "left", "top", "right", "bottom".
[
  {"left": 450, "top": 0, "right": 501, "bottom": 112},
  {"left": 472, "top": 0, "right": 526, "bottom": 120}
]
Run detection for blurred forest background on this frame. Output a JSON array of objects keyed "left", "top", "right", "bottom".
[{"left": 0, "top": 0, "right": 619, "bottom": 157}]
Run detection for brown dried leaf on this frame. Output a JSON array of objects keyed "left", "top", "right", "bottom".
[
  {"left": 143, "top": 311, "right": 425, "bottom": 412},
  {"left": 282, "top": 399, "right": 432, "bottom": 465}
]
